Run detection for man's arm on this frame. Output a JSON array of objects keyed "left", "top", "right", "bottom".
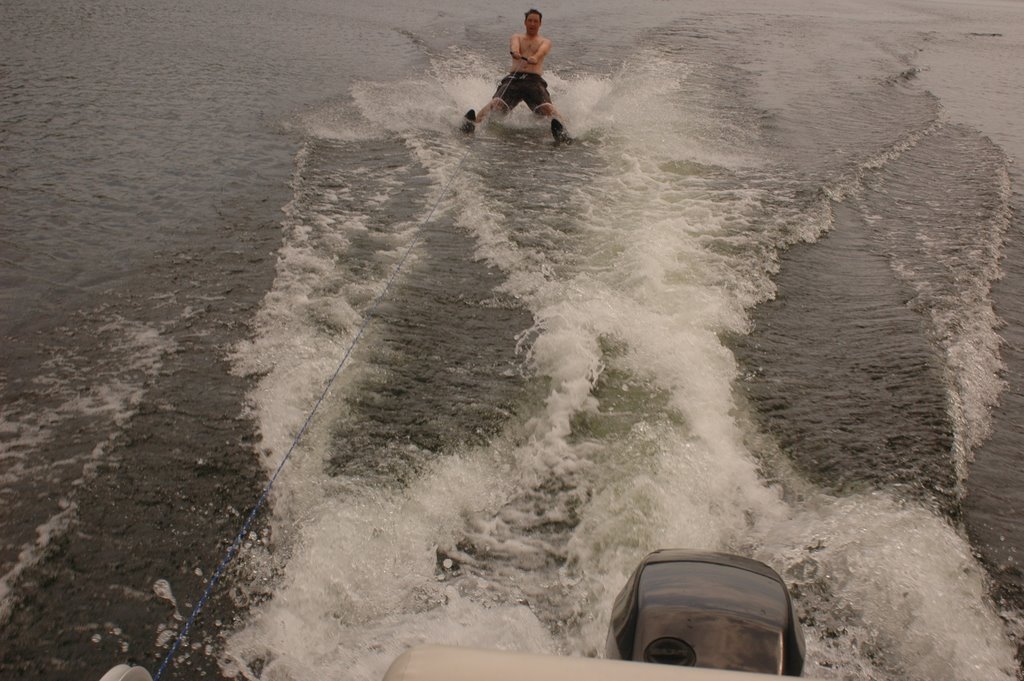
[{"left": 509, "top": 34, "right": 523, "bottom": 60}]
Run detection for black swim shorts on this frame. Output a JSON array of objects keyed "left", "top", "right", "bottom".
[{"left": 491, "top": 72, "right": 552, "bottom": 113}]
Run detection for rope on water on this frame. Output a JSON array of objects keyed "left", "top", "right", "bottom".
[{"left": 153, "top": 73, "right": 519, "bottom": 679}]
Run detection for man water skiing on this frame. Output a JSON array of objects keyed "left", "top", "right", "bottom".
[{"left": 462, "top": 9, "right": 572, "bottom": 144}]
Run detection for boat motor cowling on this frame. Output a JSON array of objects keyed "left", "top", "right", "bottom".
[{"left": 606, "top": 549, "right": 805, "bottom": 676}]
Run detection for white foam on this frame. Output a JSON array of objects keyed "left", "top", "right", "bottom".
[
  {"left": 153, "top": 578, "right": 178, "bottom": 609},
  {"left": 231, "top": 141, "right": 417, "bottom": 471},
  {"left": 222, "top": 451, "right": 555, "bottom": 681},
  {"left": 759, "top": 495, "right": 1017, "bottom": 680}
]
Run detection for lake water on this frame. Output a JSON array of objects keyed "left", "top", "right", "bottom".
[{"left": 2, "top": 0, "right": 1022, "bottom": 679}]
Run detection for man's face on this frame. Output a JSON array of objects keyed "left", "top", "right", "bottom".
[{"left": 524, "top": 13, "right": 541, "bottom": 35}]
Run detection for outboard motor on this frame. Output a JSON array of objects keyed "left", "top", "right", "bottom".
[{"left": 606, "top": 549, "right": 804, "bottom": 676}]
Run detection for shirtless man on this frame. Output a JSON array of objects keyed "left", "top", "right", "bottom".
[{"left": 462, "top": 9, "right": 572, "bottom": 144}]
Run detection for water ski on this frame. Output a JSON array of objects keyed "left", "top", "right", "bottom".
[
  {"left": 460, "top": 110, "right": 572, "bottom": 145},
  {"left": 551, "top": 119, "right": 573, "bottom": 145},
  {"left": 460, "top": 109, "right": 476, "bottom": 134}
]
